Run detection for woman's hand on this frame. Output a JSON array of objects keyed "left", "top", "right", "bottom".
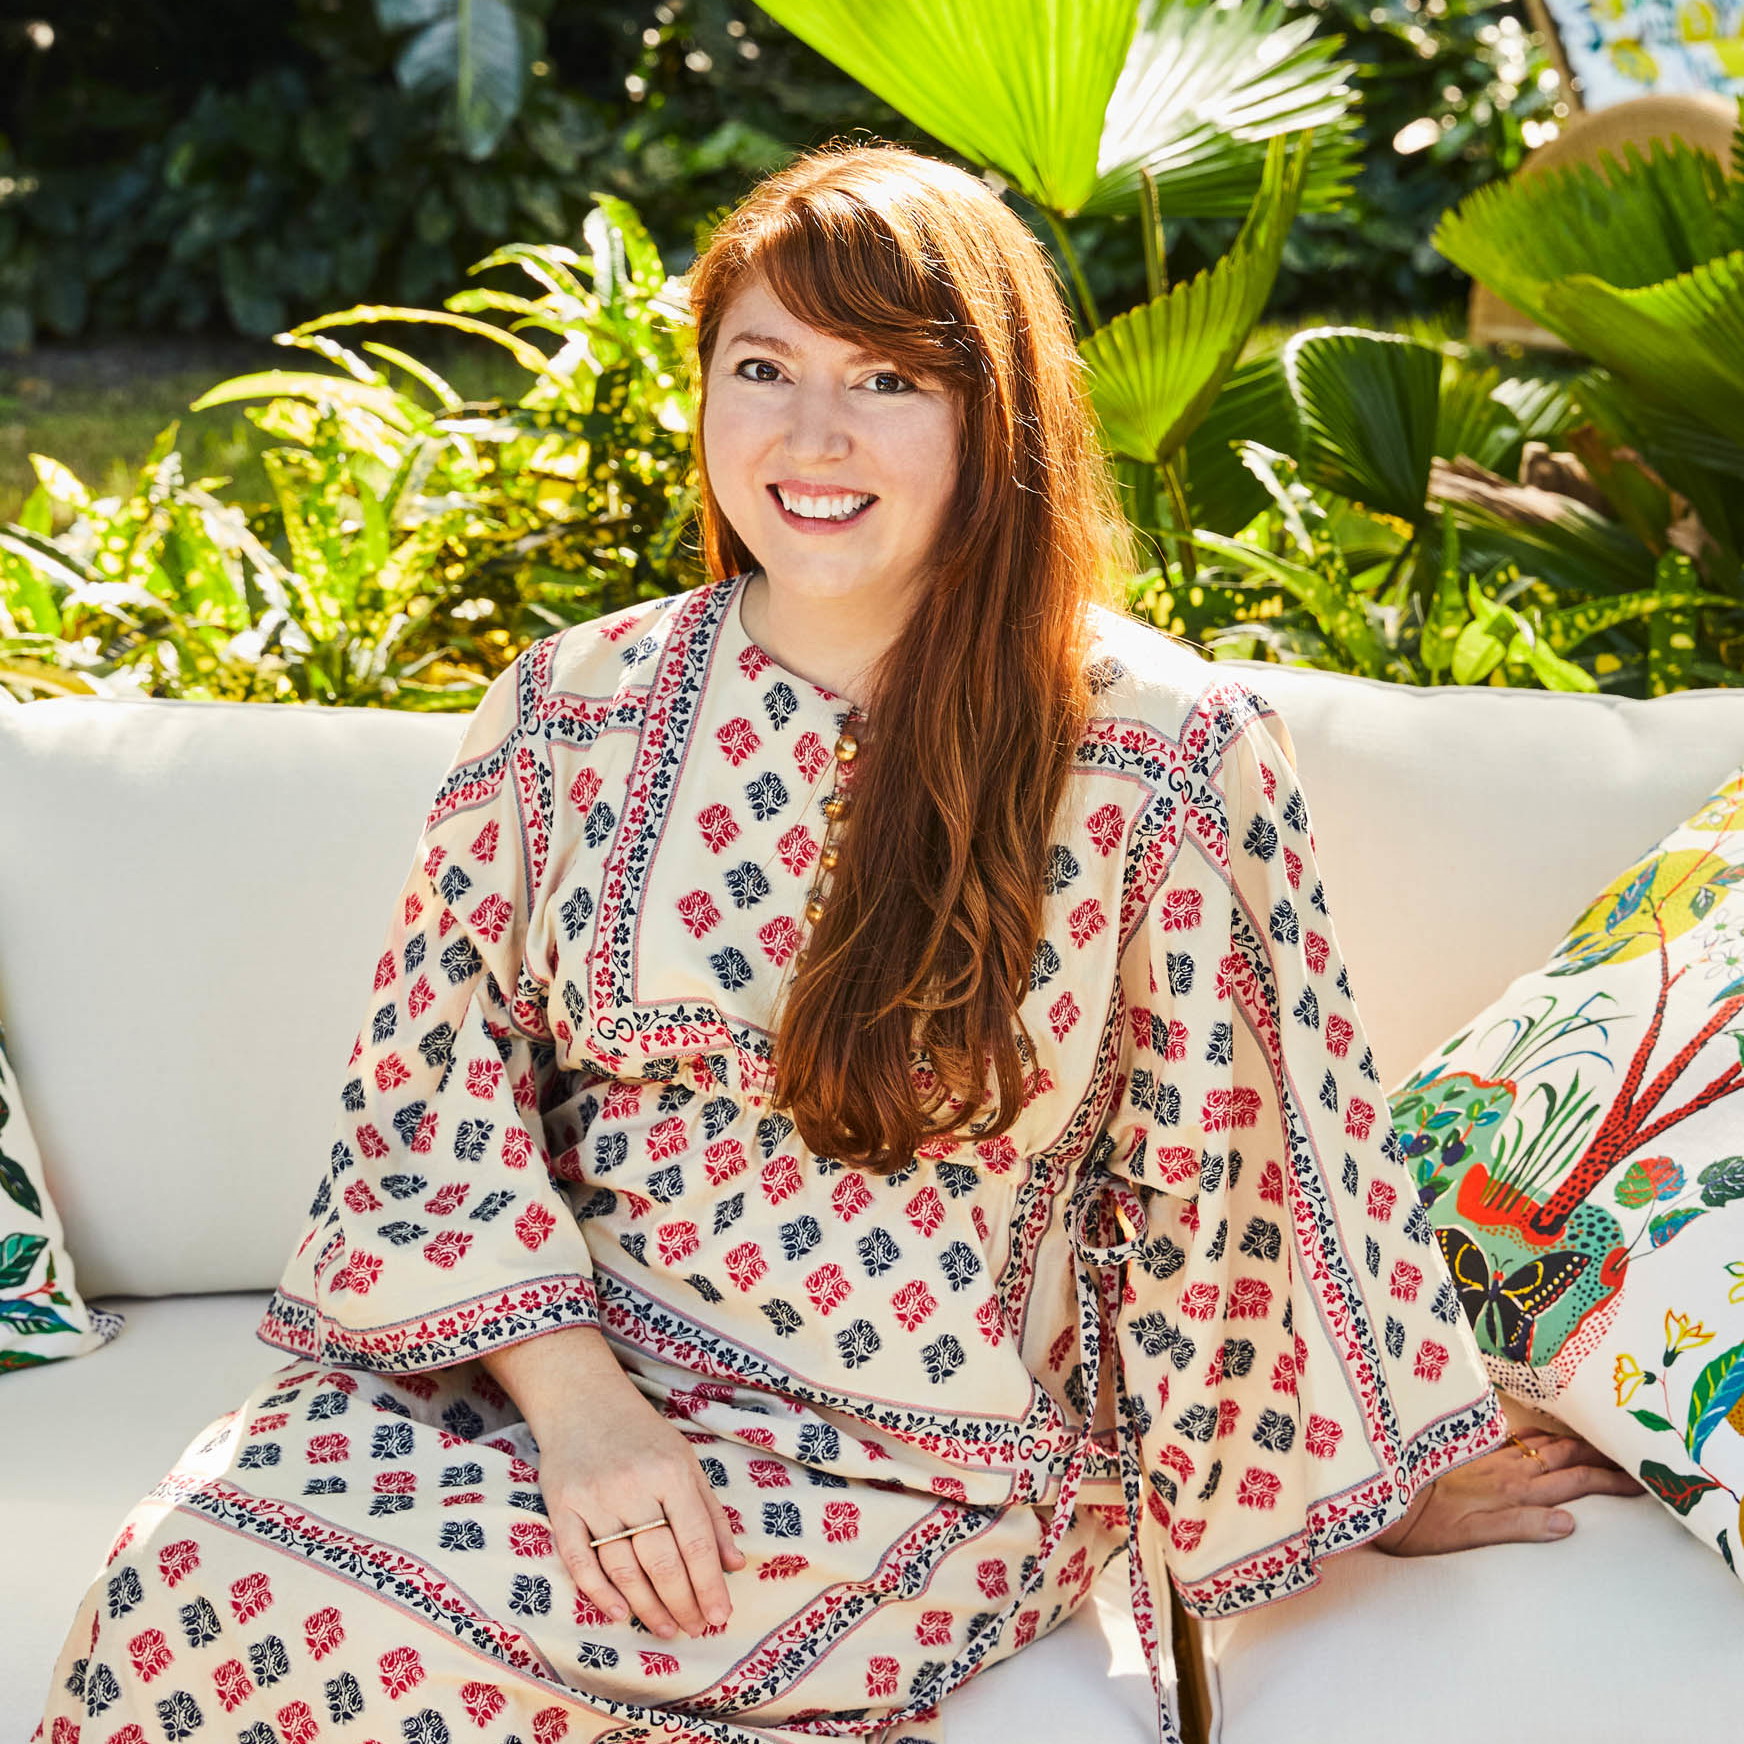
[
  {"left": 1374, "top": 1428, "right": 1645, "bottom": 1556},
  {"left": 480, "top": 1327, "right": 747, "bottom": 1639}
]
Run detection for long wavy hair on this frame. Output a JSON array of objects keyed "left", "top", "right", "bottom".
[{"left": 687, "top": 142, "right": 1133, "bottom": 1172}]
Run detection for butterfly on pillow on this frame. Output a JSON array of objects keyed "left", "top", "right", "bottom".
[{"left": 1434, "top": 1227, "right": 1590, "bottom": 1364}]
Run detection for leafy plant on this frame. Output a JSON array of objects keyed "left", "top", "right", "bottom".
[{"left": 0, "top": 199, "right": 702, "bottom": 706}]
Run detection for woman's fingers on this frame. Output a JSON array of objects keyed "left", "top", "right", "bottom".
[
  {"left": 702, "top": 1480, "right": 747, "bottom": 1571},
  {"left": 1515, "top": 1429, "right": 1629, "bottom": 1473},
  {"left": 664, "top": 1485, "right": 735, "bottom": 1628},
  {"left": 595, "top": 1534, "right": 686, "bottom": 1638},
  {"left": 1447, "top": 1503, "right": 1577, "bottom": 1551},
  {"left": 1525, "top": 1462, "right": 1647, "bottom": 1506},
  {"left": 555, "top": 1530, "right": 630, "bottom": 1625}
]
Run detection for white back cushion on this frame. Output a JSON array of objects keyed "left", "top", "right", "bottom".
[{"left": 5, "top": 665, "right": 1744, "bottom": 1297}]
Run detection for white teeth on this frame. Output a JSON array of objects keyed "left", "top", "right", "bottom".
[{"left": 775, "top": 487, "right": 873, "bottom": 521}]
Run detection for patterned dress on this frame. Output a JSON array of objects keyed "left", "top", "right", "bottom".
[{"left": 34, "top": 572, "right": 1506, "bottom": 1744}]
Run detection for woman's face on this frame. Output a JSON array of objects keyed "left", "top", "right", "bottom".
[{"left": 702, "top": 276, "right": 961, "bottom": 612}]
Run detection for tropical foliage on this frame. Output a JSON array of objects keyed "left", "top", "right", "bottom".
[{"left": 0, "top": 202, "right": 699, "bottom": 705}]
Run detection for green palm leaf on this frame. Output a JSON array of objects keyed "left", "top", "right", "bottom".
[
  {"left": 1182, "top": 352, "right": 1298, "bottom": 533},
  {"left": 1088, "top": 0, "right": 1358, "bottom": 217},
  {"left": 1433, "top": 137, "right": 1740, "bottom": 323},
  {"left": 1544, "top": 251, "right": 1744, "bottom": 450},
  {"left": 1283, "top": 328, "right": 1441, "bottom": 525},
  {"left": 1080, "top": 134, "right": 1310, "bottom": 464},
  {"left": 754, "top": 0, "right": 1139, "bottom": 215},
  {"left": 379, "top": 0, "right": 528, "bottom": 162}
]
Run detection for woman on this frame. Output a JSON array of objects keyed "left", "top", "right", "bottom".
[{"left": 34, "top": 143, "right": 1638, "bottom": 1744}]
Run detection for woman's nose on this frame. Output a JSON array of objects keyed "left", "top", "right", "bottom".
[{"left": 782, "top": 384, "right": 850, "bottom": 465}]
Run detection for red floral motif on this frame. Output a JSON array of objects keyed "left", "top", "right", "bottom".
[
  {"left": 1257, "top": 1159, "right": 1285, "bottom": 1205},
  {"left": 470, "top": 820, "right": 500, "bottom": 863},
  {"left": 1203, "top": 1086, "right": 1263, "bottom": 1131},
  {"left": 820, "top": 1500, "right": 860, "bottom": 1543},
  {"left": 379, "top": 1646, "right": 426, "bottom": 1699},
  {"left": 157, "top": 1540, "right": 200, "bottom": 1588},
  {"left": 126, "top": 1630, "right": 171, "bottom": 1682},
  {"left": 307, "top": 1433, "right": 350, "bottom": 1464},
  {"left": 1282, "top": 845, "right": 1302, "bottom": 888},
  {"left": 1304, "top": 930, "right": 1330, "bottom": 974},
  {"left": 515, "top": 1204, "right": 557, "bottom": 1250},
  {"left": 343, "top": 1180, "right": 383, "bottom": 1215},
  {"left": 1270, "top": 1351, "right": 1299, "bottom": 1395},
  {"left": 639, "top": 1650, "right": 683, "bottom": 1677},
  {"left": 424, "top": 1182, "right": 468, "bottom": 1216},
  {"left": 1013, "top": 1610, "right": 1039, "bottom": 1648},
  {"left": 422, "top": 1230, "right": 474, "bottom": 1269},
  {"left": 776, "top": 825, "right": 818, "bottom": 875},
  {"left": 1086, "top": 802, "right": 1125, "bottom": 855},
  {"left": 1172, "top": 1518, "right": 1206, "bottom": 1553},
  {"left": 831, "top": 1173, "right": 873, "bottom": 1220},
  {"left": 657, "top": 1221, "right": 700, "bottom": 1265},
  {"left": 275, "top": 1702, "right": 317, "bottom": 1744},
  {"left": 1304, "top": 1414, "right": 1344, "bottom": 1459},
  {"left": 1067, "top": 898, "right": 1107, "bottom": 947},
  {"left": 461, "top": 1684, "right": 507, "bottom": 1727},
  {"left": 373, "top": 1052, "right": 411, "bottom": 1096},
  {"left": 1154, "top": 1145, "right": 1197, "bottom": 1187},
  {"left": 760, "top": 1155, "right": 801, "bottom": 1204},
  {"left": 508, "top": 1521, "right": 555, "bottom": 1558},
  {"left": 1365, "top": 1179, "right": 1397, "bottom": 1222},
  {"left": 228, "top": 1572, "right": 273, "bottom": 1624},
  {"left": 1228, "top": 1277, "right": 1273, "bottom": 1319},
  {"left": 374, "top": 951, "right": 397, "bottom": 991},
  {"left": 1345, "top": 1096, "right": 1378, "bottom": 1140},
  {"left": 573, "top": 1595, "right": 613, "bottom": 1628},
  {"left": 1216, "top": 1398, "right": 1242, "bottom": 1439},
  {"left": 502, "top": 1127, "right": 534, "bottom": 1170},
  {"left": 1325, "top": 1013, "right": 1353, "bottom": 1057},
  {"left": 760, "top": 1554, "right": 810, "bottom": 1579},
  {"left": 697, "top": 803, "right": 740, "bottom": 853},
  {"left": 677, "top": 889, "right": 723, "bottom": 938},
  {"left": 375, "top": 1471, "right": 417, "bottom": 1495},
  {"left": 411, "top": 1110, "right": 439, "bottom": 1153},
  {"left": 465, "top": 1058, "right": 504, "bottom": 1099},
  {"left": 725, "top": 1242, "right": 767, "bottom": 1290},
  {"left": 648, "top": 1116, "right": 686, "bottom": 1160},
  {"left": 570, "top": 768, "right": 602, "bottom": 810},
  {"left": 891, "top": 1279, "right": 938, "bottom": 1331},
  {"left": 212, "top": 1660, "right": 255, "bottom": 1713},
  {"left": 904, "top": 1187, "right": 944, "bottom": 1237},
  {"left": 1389, "top": 1260, "right": 1423, "bottom": 1302},
  {"left": 716, "top": 717, "right": 762, "bottom": 765},
  {"left": 974, "top": 1135, "right": 1017, "bottom": 1173},
  {"left": 916, "top": 1610, "right": 953, "bottom": 1647},
  {"left": 1157, "top": 887, "right": 1204, "bottom": 931},
  {"left": 804, "top": 1263, "right": 851, "bottom": 1314},
  {"left": 303, "top": 1608, "right": 345, "bottom": 1661},
  {"left": 704, "top": 1139, "right": 747, "bottom": 1184},
  {"left": 866, "top": 1657, "right": 901, "bottom": 1699},
  {"left": 469, "top": 894, "right": 513, "bottom": 943},
  {"left": 532, "top": 1706, "right": 570, "bottom": 1744},
  {"left": 747, "top": 1458, "right": 790, "bottom": 1489},
  {"left": 976, "top": 1558, "right": 1009, "bottom": 1598},
  {"left": 794, "top": 732, "right": 829, "bottom": 780},
  {"left": 602, "top": 1083, "right": 641, "bottom": 1120},
  {"left": 1048, "top": 992, "right": 1080, "bottom": 1039},
  {"left": 1179, "top": 1281, "right": 1220, "bottom": 1320},
  {"left": 1237, "top": 1467, "right": 1283, "bottom": 1510},
  {"left": 1413, "top": 1339, "right": 1450, "bottom": 1383},
  {"left": 757, "top": 915, "right": 801, "bottom": 966},
  {"left": 974, "top": 1297, "right": 1005, "bottom": 1346},
  {"left": 407, "top": 975, "right": 435, "bottom": 1018}
]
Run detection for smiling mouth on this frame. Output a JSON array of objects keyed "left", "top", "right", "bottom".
[{"left": 769, "top": 484, "right": 878, "bottom": 524}]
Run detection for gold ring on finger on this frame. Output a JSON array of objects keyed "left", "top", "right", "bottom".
[
  {"left": 1509, "top": 1433, "right": 1548, "bottom": 1473},
  {"left": 588, "top": 1515, "right": 669, "bottom": 1548}
]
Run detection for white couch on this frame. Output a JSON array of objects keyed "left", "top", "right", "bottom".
[{"left": 5, "top": 658, "right": 1744, "bottom": 1744}]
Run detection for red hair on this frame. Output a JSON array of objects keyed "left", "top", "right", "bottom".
[{"left": 687, "top": 142, "right": 1132, "bottom": 1171}]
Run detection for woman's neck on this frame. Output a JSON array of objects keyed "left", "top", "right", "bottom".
[{"left": 738, "top": 568, "right": 919, "bottom": 709}]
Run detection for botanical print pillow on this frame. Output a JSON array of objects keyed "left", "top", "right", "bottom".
[
  {"left": 1540, "top": 0, "right": 1744, "bottom": 107},
  {"left": 1389, "top": 761, "right": 1744, "bottom": 1576},
  {"left": 0, "top": 1018, "right": 122, "bottom": 1370}
]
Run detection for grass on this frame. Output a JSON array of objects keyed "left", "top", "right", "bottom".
[{"left": 0, "top": 335, "right": 532, "bottom": 524}]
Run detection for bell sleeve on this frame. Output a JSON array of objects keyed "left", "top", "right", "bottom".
[
  {"left": 258, "top": 646, "right": 603, "bottom": 1373},
  {"left": 1087, "top": 683, "right": 1507, "bottom": 1625}
]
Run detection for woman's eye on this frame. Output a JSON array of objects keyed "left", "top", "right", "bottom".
[
  {"left": 867, "top": 370, "right": 914, "bottom": 394},
  {"left": 734, "top": 358, "right": 783, "bottom": 382}
]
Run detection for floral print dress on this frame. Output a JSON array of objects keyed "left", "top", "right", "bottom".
[{"left": 34, "top": 572, "right": 1505, "bottom": 1744}]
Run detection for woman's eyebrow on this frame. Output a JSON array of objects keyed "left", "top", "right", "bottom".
[{"left": 722, "top": 330, "right": 903, "bottom": 370}]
